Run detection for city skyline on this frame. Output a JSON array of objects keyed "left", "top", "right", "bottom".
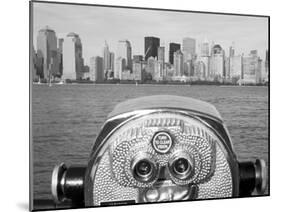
[{"left": 33, "top": 3, "right": 268, "bottom": 65}]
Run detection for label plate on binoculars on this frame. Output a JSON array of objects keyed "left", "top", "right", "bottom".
[{"left": 152, "top": 131, "right": 173, "bottom": 154}]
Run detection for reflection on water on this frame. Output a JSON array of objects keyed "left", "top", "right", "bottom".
[{"left": 32, "top": 84, "right": 268, "bottom": 199}]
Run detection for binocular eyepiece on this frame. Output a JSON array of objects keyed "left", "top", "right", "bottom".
[{"left": 51, "top": 95, "right": 268, "bottom": 207}]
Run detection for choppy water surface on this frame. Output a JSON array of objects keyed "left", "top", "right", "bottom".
[{"left": 32, "top": 84, "right": 268, "bottom": 200}]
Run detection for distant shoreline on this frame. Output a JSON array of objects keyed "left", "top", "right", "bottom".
[
  {"left": 33, "top": 78, "right": 268, "bottom": 87},
  {"left": 32, "top": 82, "right": 268, "bottom": 87}
]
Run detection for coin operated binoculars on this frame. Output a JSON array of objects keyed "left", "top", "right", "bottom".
[{"left": 51, "top": 95, "right": 267, "bottom": 207}]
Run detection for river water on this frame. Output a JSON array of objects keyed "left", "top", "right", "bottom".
[{"left": 32, "top": 84, "right": 269, "bottom": 200}]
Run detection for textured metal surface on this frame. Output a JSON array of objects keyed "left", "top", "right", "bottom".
[{"left": 91, "top": 113, "right": 233, "bottom": 205}]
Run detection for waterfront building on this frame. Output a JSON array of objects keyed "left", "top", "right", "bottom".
[
  {"left": 146, "top": 56, "right": 156, "bottom": 80},
  {"left": 144, "top": 37, "right": 160, "bottom": 61},
  {"left": 174, "top": 50, "right": 184, "bottom": 76},
  {"left": 199, "top": 56, "right": 209, "bottom": 78},
  {"left": 200, "top": 40, "right": 209, "bottom": 57},
  {"left": 194, "top": 61, "right": 207, "bottom": 80},
  {"left": 169, "top": 43, "right": 181, "bottom": 64},
  {"left": 132, "top": 60, "right": 144, "bottom": 81},
  {"left": 121, "top": 70, "right": 134, "bottom": 81},
  {"left": 57, "top": 38, "right": 64, "bottom": 77},
  {"left": 229, "top": 55, "right": 242, "bottom": 82},
  {"left": 157, "top": 46, "right": 165, "bottom": 63},
  {"left": 107, "top": 52, "right": 114, "bottom": 79},
  {"left": 115, "top": 57, "right": 126, "bottom": 80},
  {"left": 209, "top": 44, "right": 224, "bottom": 80},
  {"left": 36, "top": 26, "right": 59, "bottom": 80},
  {"left": 32, "top": 45, "right": 38, "bottom": 80},
  {"left": 62, "top": 32, "right": 84, "bottom": 80},
  {"left": 154, "top": 60, "right": 164, "bottom": 81},
  {"left": 117, "top": 40, "right": 132, "bottom": 70},
  {"left": 229, "top": 45, "right": 235, "bottom": 57},
  {"left": 133, "top": 55, "right": 143, "bottom": 62},
  {"left": 183, "top": 61, "right": 193, "bottom": 76},
  {"left": 165, "top": 63, "right": 175, "bottom": 80},
  {"left": 182, "top": 37, "right": 196, "bottom": 62},
  {"left": 264, "top": 50, "right": 269, "bottom": 83},
  {"left": 225, "top": 57, "right": 230, "bottom": 79},
  {"left": 82, "top": 65, "right": 90, "bottom": 80},
  {"left": 198, "top": 41, "right": 210, "bottom": 78},
  {"left": 242, "top": 51, "right": 262, "bottom": 84},
  {"left": 103, "top": 41, "right": 111, "bottom": 74},
  {"left": 90, "top": 56, "right": 104, "bottom": 82}
]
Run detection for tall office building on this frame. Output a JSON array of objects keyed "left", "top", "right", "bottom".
[
  {"left": 229, "top": 55, "right": 242, "bottom": 80},
  {"left": 199, "top": 40, "right": 210, "bottom": 78},
  {"left": 198, "top": 57, "right": 209, "bottom": 78},
  {"left": 36, "top": 26, "right": 59, "bottom": 80},
  {"left": 144, "top": 37, "right": 160, "bottom": 61},
  {"left": 174, "top": 50, "right": 184, "bottom": 76},
  {"left": 200, "top": 40, "right": 209, "bottom": 57},
  {"left": 265, "top": 50, "right": 269, "bottom": 82},
  {"left": 209, "top": 44, "right": 224, "bottom": 79},
  {"left": 90, "top": 56, "right": 104, "bottom": 82},
  {"left": 115, "top": 57, "right": 126, "bottom": 80},
  {"left": 32, "top": 45, "right": 37, "bottom": 80},
  {"left": 194, "top": 61, "right": 207, "bottom": 79},
  {"left": 169, "top": 43, "right": 181, "bottom": 64},
  {"left": 182, "top": 37, "right": 196, "bottom": 62},
  {"left": 107, "top": 52, "right": 115, "bottom": 79},
  {"left": 157, "top": 46, "right": 165, "bottom": 63},
  {"left": 57, "top": 38, "right": 64, "bottom": 77},
  {"left": 146, "top": 56, "right": 156, "bottom": 79},
  {"left": 242, "top": 50, "right": 262, "bottom": 84},
  {"left": 229, "top": 45, "right": 235, "bottom": 57},
  {"left": 103, "top": 41, "right": 111, "bottom": 74},
  {"left": 62, "top": 32, "right": 84, "bottom": 80},
  {"left": 116, "top": 40, "right": 132, "bottom": 70},
  {"left": 132, "top": 61, "right": 144, "bottom": 81}
]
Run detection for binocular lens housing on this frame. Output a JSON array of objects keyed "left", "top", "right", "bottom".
[
  {"left": 173, "top": 158, "right": 190, "bottom": 175},
  {"left": 131, "top": 153, "right": 158, "bottom": 183},
  {"left": 168, "top": 152, "right": 193, "bottom": 180}
]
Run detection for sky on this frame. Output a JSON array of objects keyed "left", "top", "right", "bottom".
[{"left": 32, "top": 2, "right": 269, "bottom": 66}]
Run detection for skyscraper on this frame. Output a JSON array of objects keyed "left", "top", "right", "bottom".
[
  {"left": 144, "top": 37, "right": 160, "bottom": 61},
  {"left": 242, "top": 50, "right": 262, "bottom": 84},
  {"left": 198, "top": 57, "right": 209, "bottom": 78},
  {"left": 229, "top": 55, "right": 242, "bottom": 80},
  {"left": 36, "top": 26, "right": 59, "bottom": 80},
  {"left": 90, "top": 56, "right": 104, "bottom": 82},
  {"left": 132, "top": 61, "right": 144, "bottom": 81},
  {"left": 200, "top": 40, "right": 209, "bottom": 57},
  {"left": 116, "top": 40, "right": 132, "bottom": 70},
  {"left": 103, "top": 41, "right": 111, "bottom": 74},
  {"left": 157, "top": 46, "right": 165, "bottom": 63},
  {"left": 108, "top": 52, "right": 115, "bottom": 79},
  {"left": 229, "top": 46, "right": 235, "bottom": 57},
  {"left": 209, "top": 44, "right": 224, "bottom": 79},
  {"left": 62, "top": 32, "right": 84, "bottom": 80},
  {"left": 182, "top": 37, "right": 196, "bottom": 62},
  {"left": 265, "top": 50, "right": 269, "bottom": 82},
  {"left": 32, "top": 45, "right": 37, "bottom": 80},
  {"left": 57, "top": 38, "right": 64, "bottom": 77},
  {"left": 174, "top": 50, "right": 184, "bottom": 76},
  {"left": 169, "top": 43, "right": 181, "bottom": 64},
  {"left": 146, "top": 56, "right": 156, "bottom": 79},
  {"left": 115, "top": 57, "right": 126, "bottom": 80}
]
